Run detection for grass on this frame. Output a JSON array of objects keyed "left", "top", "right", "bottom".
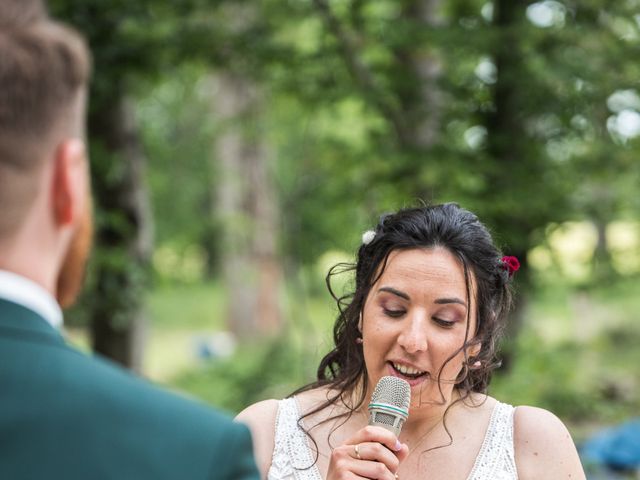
[
  {"left": 522, "top": 276, "right": 640, "bottom": 343},
  {"left": 147, "top": 280, "right": 227, "bottom": 330},
  {"left": 66, "top": 280, "right": 232, "bottom": 379},
  {"left": 144, "top": 279, "right": 339, "bottom": 381}
]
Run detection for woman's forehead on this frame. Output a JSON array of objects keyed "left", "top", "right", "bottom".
[
  {"left": 371, "top": 247, "right": 477, "bottom": 302},
  {"left": 379, "top": 248, "right": 464, "bottom": 279}
]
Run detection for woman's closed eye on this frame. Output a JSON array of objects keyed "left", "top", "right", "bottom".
[
  {"left": 433, "top": 317, "right": 456, "bottom": 328},
  {"left": 382, "top": 307, "right": 405, "bottom": 318}
]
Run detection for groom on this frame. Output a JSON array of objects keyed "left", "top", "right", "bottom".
[{"left": 0, "top": 1, "right": 259, "bottom": 479}]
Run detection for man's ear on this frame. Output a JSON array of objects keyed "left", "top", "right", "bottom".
[{"left": 51, "top": 139, "right": 86, "bottom": 226}]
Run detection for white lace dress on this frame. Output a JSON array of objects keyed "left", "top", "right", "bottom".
[{"left": 267, "top": 397, "right": 518, "bottom": 480}]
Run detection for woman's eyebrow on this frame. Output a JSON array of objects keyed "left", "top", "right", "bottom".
[
  {"left": 378, "top": 288, "right": 467, "bottom": 308},
  {"left": 378, "top": 286, "right": 410, "bottom": 300},
  {"left": 435, "top": 297, "right": 467, "bottom": 307}
]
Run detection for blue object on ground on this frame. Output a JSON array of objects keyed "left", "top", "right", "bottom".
[
  {"left": 195, "top": 339, "right": 215, "bottom": 359},
  {"left": 581, "top": 418, "right": 640, "bottom": 470}
]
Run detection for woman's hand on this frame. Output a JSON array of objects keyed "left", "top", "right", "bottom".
[{"left": 327, "top": 425, "right": 409, "bottom": 479}]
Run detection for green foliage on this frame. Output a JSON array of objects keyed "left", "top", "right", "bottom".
[
  {"left": 137, "top": 65, "right": 216, "bottom": 253},
  {"left": 491, "top": 277, "right": 640, "bottom": 427},
  {"left": 50, "top": 0, "right": 640, "bottom": 405},
  {"left": 65, "top": 244, "right": 149, "bottom": 330},
  {"left": 169, "top": 335, "right": 316, "bottom": 414},
  {"left": 491, "top": 335, "right": 604, "bottom": 422},
  {"left": 147, "top": 281, "right": 226, "bottom": 330},
  {"left": 57, "top": 0, "right": 640, "bottom": 276},
  {"left": 491, "top": 324, "right": 640, "bottom": 426}
]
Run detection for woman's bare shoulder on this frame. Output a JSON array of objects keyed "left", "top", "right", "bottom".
[
  {"left": 513, "top": 406, "right": 586, "bottom": 479},
  {"left": 465, "top": 392, "right": 499, "bottom": 410},
  {"left": 236, "top": 398, "right": 280, "bottom": 428},
  {"left": 236, "top": 386, "right": 336, "bottom": 433},
  {"left": 236, "top": 399, "right": 281, "bottom": 477},
  {"left": 294, "top": 386, "right": 337, "bottom": 413}
]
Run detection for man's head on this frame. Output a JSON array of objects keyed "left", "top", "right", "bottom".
[{"left": 0, "top": 0, "right": 93, "bottom": 307}]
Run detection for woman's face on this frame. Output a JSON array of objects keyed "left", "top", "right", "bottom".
[{"left": 361, "top": 247, "right": 478, "bottom": 408}]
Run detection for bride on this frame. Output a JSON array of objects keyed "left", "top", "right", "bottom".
[{"left": 238, "top": 204, "right": 585, "bottom": 480}]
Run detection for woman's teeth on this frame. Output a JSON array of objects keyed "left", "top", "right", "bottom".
[{"left": 392, "top": 362, "right": 426, "bottom": 377}]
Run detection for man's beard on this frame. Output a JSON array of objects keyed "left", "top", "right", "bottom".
[{"left": 56, "top": 201, "right": 93, "bottom": 309}]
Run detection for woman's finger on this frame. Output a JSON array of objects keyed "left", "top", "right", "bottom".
[
  {"left": 327, "top": 426, "right": 408, "bottom": 480},
  {"left": 349, "top": 442, "right": 400, "bottom": 472},
  {"left": 328, "top": 442, "right": 399, "bottom": 480},
  {"left": 345, "top": 425, "right": 405, "bottom": 454},
  {"left": 349, "top": 458, "right": 398, "bottom": 480},
  {"left": 394, "top": 442, "right": 410, "bottom": 462}
]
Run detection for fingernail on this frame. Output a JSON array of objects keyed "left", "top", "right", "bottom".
[{"left": 394, "top": 439, "right": 402, "bottom": 451}]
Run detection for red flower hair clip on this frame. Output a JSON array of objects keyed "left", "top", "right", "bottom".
[{"left": 501, "top": 256, "right": 520, "bottom": 277}]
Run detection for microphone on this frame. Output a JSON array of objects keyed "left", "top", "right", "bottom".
[{"left": 368, "top": 376, "right": 410, "bottom": 437}]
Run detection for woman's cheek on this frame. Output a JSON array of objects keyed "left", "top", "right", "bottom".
[{"left": 440, "top": 345, "right": 467, "bottom": 377}]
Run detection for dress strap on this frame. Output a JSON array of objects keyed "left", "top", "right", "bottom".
[
  {"left": 467, "top": 402, "right": 518, "bottom": 479},
  {"left": 268, "top": 398, "right": 323, "bottom": 480}
]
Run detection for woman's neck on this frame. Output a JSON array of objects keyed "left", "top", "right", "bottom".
[{"left": 400, "top": 389, "right": 459, "bottom": 442}]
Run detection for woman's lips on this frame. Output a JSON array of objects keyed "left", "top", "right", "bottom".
[{"left": 386, "top": 361, "right": 430, "bottom": 387}]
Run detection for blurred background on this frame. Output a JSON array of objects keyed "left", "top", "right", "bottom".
[{"left": 50, "top": 0, "right": 639, "bottom": 476}]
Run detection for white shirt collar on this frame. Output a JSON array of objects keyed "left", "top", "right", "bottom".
[{"left": 0, "top": 270, "right": 63, "bottom": 329}]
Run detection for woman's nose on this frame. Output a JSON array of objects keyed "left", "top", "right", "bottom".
[{"left": 397, "top": 313, "right": 428, "bottom": 354}]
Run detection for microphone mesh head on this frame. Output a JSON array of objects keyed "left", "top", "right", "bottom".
[{"left": 371, "top": 376, "right": 410, "bottom": 413}]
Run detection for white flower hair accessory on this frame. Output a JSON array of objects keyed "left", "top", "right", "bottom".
[{"left": 361, "top": 230, "right": 376, "bottom": 245}]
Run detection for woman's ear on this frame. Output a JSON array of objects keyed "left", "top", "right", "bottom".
[{"left": 466, "top": 341, "right": 482, "bottom": 368}]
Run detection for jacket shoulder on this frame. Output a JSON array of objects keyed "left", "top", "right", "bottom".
[{"left": 0, "top": 341, "right": 259, "bottom": 479}]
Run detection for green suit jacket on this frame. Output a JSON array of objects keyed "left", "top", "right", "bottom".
[{"left": 0, "top": 298, "right": 260, "bottom": 480}]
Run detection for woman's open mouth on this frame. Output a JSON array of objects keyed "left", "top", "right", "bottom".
[{"left": 387, "top": 361, "right": 429, "bottom": 384}]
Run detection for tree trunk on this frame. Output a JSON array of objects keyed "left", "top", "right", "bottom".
[
  {"left": 403, "top": 0, "right": 444, "bottom": 151},
  {"left": 484, "top": 0, "right": 532, "bottom": 371},
  {"left": 211, "top": 73, "right": 282, "bottom": 339},
  {"left": 88, "top": 95, "right": 153, "bottom": 371},
  {"left": 590, "top": 210, "right": 613, "bottom": 282},
  {"left": 373, "top": 0, "right": 444, "bottom": 200},
  {"left": 201, "top": 192, "right": 220, "bottom": 280}
]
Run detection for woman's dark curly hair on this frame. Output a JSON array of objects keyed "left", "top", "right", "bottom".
[{"left": 292, "top": 203, "right": 514, "bottom": 452}]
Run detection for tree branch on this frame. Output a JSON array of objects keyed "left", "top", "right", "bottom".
[{"left": 311, "top": 0, "right": 410, "bottom": 146}]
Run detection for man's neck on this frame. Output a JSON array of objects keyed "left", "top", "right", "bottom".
[
  {"left": 0, "top": 232, "right": 59, "bottom": 297},
  {"left": 0, "top": 259, "right": 54, "bottom": 296}
]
